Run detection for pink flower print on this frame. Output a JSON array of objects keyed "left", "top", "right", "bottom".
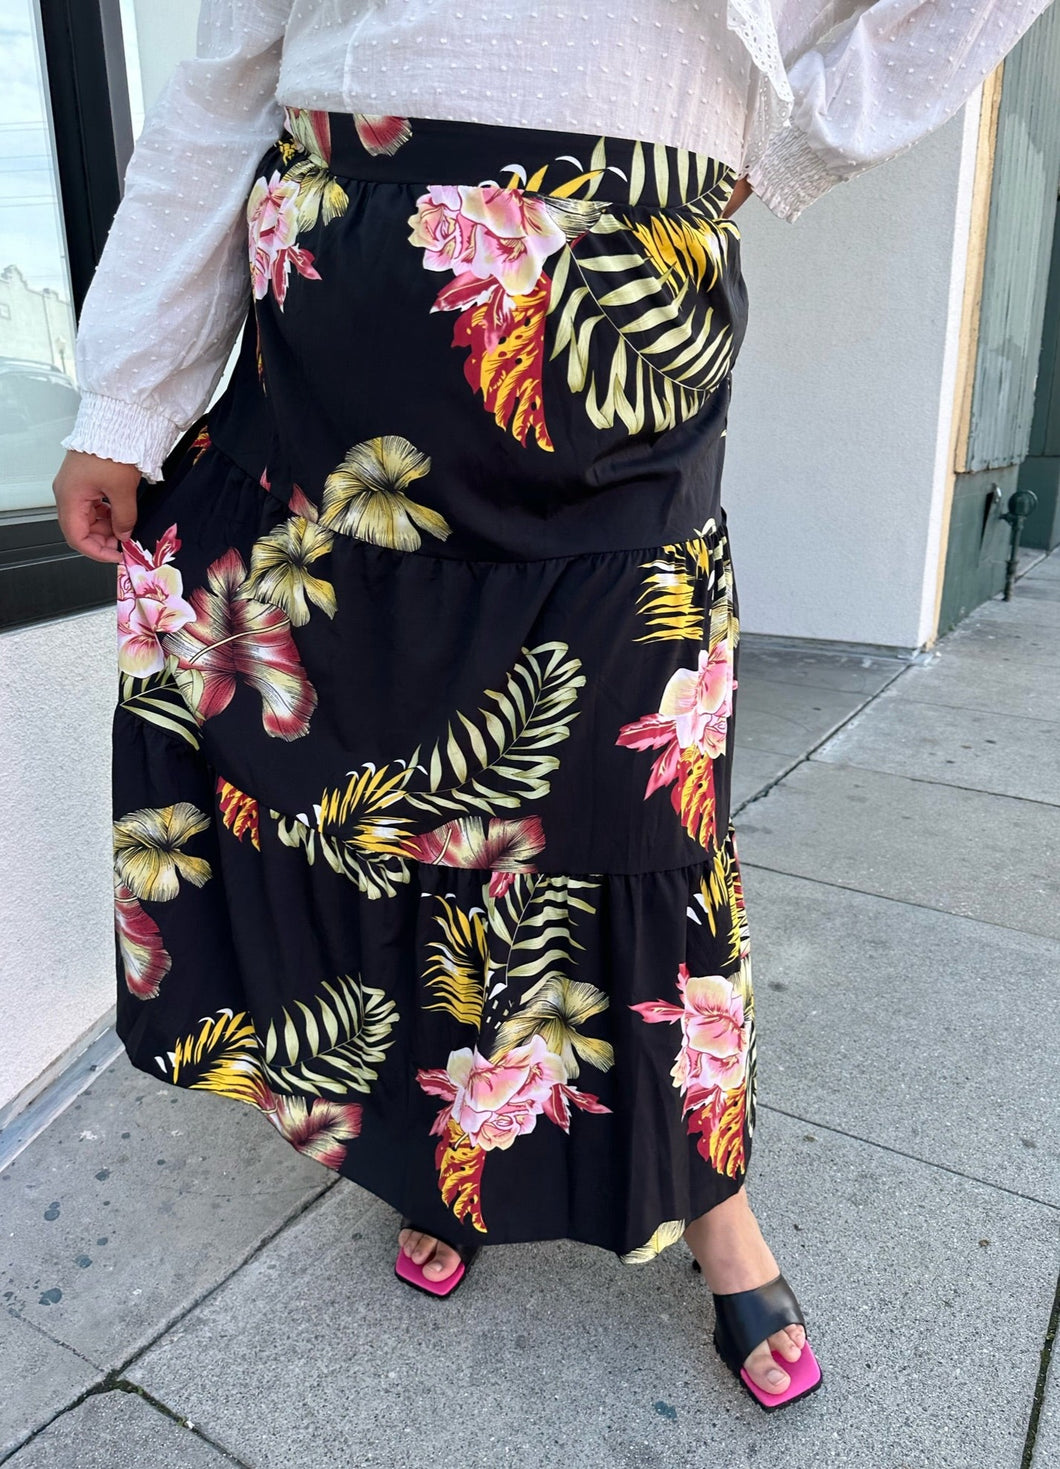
[
  {"left": 117, "top": 523, "right": 196, "bottom": 677},
  {"left": 408, "top": 184, "right": 566, "bottom": 298},
  {"left": 417, "top": 1034, "right": 609, "bottom": 1153},
  {"left": 409, "top": 185, "right": 480, "bottom": 275},
  {"left": 659, "top": 643, "right": 735, "bottom": 759},
  {"left": 246, "top": 170, "right": 321, "bottom": 307},
  {"left": 460, "top": 186, "right": 567, "bottom": 297},
  {"left": 407, "top": 183, "right": 566, "bottom": 439},
  {"left": 631, "top": 962, "right": 749, "bottom": 1116},
  {"left": 615, "top": 641, "right": 736, "bottom": 831},
  {"left": 436, "top": 1035, "right": 564, "bottom": 1151}
]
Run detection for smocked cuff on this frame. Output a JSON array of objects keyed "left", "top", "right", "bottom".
[
  {"left": 59, "top": 391, "right": 182, "bottom": 484},
  {"left": 746, "top": 124, "right": 848, "bottom": 223}
]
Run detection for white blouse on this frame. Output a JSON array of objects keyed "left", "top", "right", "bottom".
[{"left": 60, "top": 0, "right": 1053, "bottom": 483}]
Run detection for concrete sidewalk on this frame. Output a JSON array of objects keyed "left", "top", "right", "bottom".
[{"left": 3, "top": 552, "right": 1059, "bottom": 1469}]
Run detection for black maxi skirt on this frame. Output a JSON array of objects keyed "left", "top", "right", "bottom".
[{"left": 112, "top": 108, "right": 755, "bottom": 1264}]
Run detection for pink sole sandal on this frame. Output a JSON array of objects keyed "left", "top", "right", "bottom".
[
  {"left": 394, "top": 1219, "right": 480, "bottom": 1299},
  {"left": 694, "top": 1261, "right": 824, "bottom": 1410}
]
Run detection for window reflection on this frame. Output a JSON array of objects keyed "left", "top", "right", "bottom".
[{"left": 0, "top": 0, "right": 78, "bottom": 515}]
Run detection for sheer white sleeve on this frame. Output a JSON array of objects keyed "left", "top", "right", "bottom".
[
  {"left": 59, "top": 0, "right": 291, "bottom": 481},
  {"left": 746, "top": 0, "right": 1055, "bottom": 222}
]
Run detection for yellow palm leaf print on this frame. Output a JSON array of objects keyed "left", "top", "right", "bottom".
[
  {"left": 424, "top": 898, "right": 488, "bottom": 1027},
  {"left": 619, "top": 1219, "right": 687, "bottom": 1265},
  {"left": 170, "top": 1009, "right": 266, "bottom": 1106},
  {"left": 634, "top": 525, "right": 719, "bottom": 643}
]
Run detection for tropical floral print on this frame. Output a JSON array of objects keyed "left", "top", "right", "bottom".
[
  {"left": 168, "top": 974, "right": 399, "bottom": 1098},
  {"left": 243, "top": 515, "right": 337, "bottom": 626},
  {"left": 247, "top": 108, "right": 348, "bottom": 307},
  {"left": 408, "top": 138, "right": 742, "bottom": 450},
  {"left": 114, "top": 879, "right": 170, "bottom": 1001},
  {"left": 113, "top": 801, "right": 212, "bottom": 901},
  {"left": 319, "top": 435, "right": 452, "bottom": 551},
  {"left": 629, "top": 821, "right": 755, "bottom": 1180},
  {"left": 351, "top": 115, "right": 412, "bottom": 156},
  {"left": 152, "top": 973, "right": 399, "bottom": 1171},
  {"left": 434, "top": 1038, "right": 607, "bottom": 1153},
  {"left": 117, "top": 524, "right": 196, "bottom": 677},
  {"left": 632, "top": 963, "right": 750, "bottom": 1177},
  {"left": 247, "top": 171, "right": 322, "bottom": 307},
  {"left": 411, "top": 185, "right": 565, "bottom": 296},
  {"left": 399, "top": 815, "right": 546, "bottom": 897},
  {"left": 118, "top": 577, "right": 580, "bottom": 903},
  {"left": 265, "top": 640, "right": 583, "bottom": 900},
  {"left": 246, "top": 106, "right": 411, "bottom": 309},
  {"left": 217, "top": 778, "right": 260, "bottom": 848},
  {"left": 172, "top": 1012, "right": 366, "bottom": 1169},
  {"left": 112, "top": 801, "right": 212, "bottom": 999},
  {"left": 114, "top": 431, "right": 454, "bottom": 756},
  {"left": 616, "top": 522, "right": 740, "bottom": 851},
  {"left": 420, "top": 1035, "right": 610, "bottom": 1231},
  {"left": 492, "top": 974, "right": 614, "bottom": 1078},
  {"left": 413, "top": 872, "right": 611, "bottom": 1231},
  {"left": 111, "top": 113, "right": 754, "bottom": 1264},
  {"left": 616, "top": 639, "right": 735, "bottom": 850},
  {"left": 162, "top": 545, "right": 318, "bottom": 740},
  {"left": 408, "top": 184, "right": 563, "bottom": 450},
  {"left": 263, "top": 1093, "right": 363, "bottom": 1168},
  {"left": 282, "top": 106, "right": 412, "bottom": 166},
  {"left": 620, "top": 1220, "right": 689, "bottom": 1266},
  {"left": 279, "top": 107, "right": 352, "bottom": 221}
]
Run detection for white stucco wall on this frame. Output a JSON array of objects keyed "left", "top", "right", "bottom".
[
  {"left": 723, "top": 107, "right": 976, "bottom": 651},
  {"left": 0, "top": 609, "right": 116, "bottom": 1115},
  {"left": 0, "top": 4, "right": 205, "bottom": 1120}
]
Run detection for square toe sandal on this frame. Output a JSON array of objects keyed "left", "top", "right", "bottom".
[
  {"left": 693, "top": 1259, "right": 824, "bottom": 1410},
  {"left": 394, "top": 1218, "right": 480, "bottom": 1299}
]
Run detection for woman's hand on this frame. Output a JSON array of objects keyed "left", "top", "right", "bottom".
[
  {"left": 722, "top": 176, "right": 753, "bottom": 219},
  {"left": 51, "top": 450, "right": 143, "bottom": 564}
]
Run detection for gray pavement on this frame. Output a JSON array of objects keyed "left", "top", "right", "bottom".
[{"left": 3, "top": 551, "right": 1059, "bottom": 1467}]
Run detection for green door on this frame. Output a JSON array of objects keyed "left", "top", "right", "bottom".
[
  {"left": 938, "top": 3, "right": 1060, "bottom": 632},
  {"left": 1019, "top": 192, "right": 1060, "bottom": 550}
]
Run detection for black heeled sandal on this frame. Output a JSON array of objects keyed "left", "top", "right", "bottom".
[
  {"left": 693, "top": 1259, "right": 823, "bottom": 1410},
  {"left": 394, "top": 1218, "right": 480, "bottom": 1298}
]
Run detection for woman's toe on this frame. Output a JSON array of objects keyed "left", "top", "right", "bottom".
[
  {"left": 425, "top": 1242, "right": 461, "bottom": 1280},
  {"left": 744, "top": 1341, "right": 789, "bottom": 1395},
  {"left": 411, "top": 1234, "right": 435, "bottom": 1264},
  {"left": 772, "top": 1324, "right": 805, "bottom": 1360},
  {"left": 398, "top": 1229, "right": 420, "bottom": 1257}
]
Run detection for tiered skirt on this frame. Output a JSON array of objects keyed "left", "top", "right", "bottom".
[{"left": 111, "top": 108, "right": 755, "bottom": 1262}]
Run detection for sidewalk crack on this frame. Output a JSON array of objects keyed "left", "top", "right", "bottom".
[
  {"left": 1023, "top": 1264, "right": 1060, "bottom": 1469},
  {"left": 757, "top": 1103, "right": 1060, "bottom": 1212}
]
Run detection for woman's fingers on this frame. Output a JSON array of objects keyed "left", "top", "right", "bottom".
[
  {"left": 52, "top": 451, "right": 143, "bottom": 563},
  {"left": 722, "top": 176, "right": 754, "bottom": 218},
  {"left": 76, "top": 494, "right": 123, "bottom": 563}
]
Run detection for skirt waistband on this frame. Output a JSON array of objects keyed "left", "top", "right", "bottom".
[{"left": 278, "top": 108, "right": 739, "bottom": 214}]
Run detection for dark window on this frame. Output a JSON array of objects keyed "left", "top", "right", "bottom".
[{"left": 0, "top": 0, "right": 133, "bottom": 631}]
